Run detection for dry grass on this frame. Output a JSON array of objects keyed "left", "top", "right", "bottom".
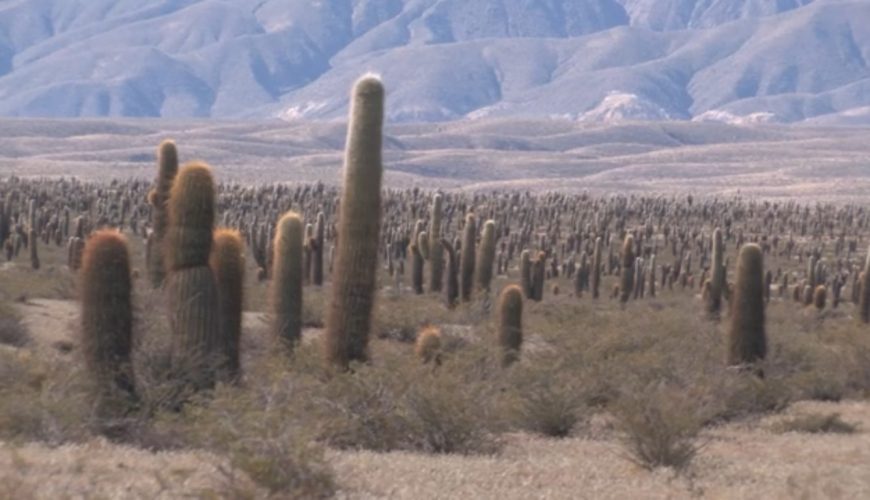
[{"left": 772, "top": 412, "right": 859, "bottom": 434}]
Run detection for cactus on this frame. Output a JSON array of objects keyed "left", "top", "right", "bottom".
[
  {"left": 591, "top": 236, "right": 602, "bottom": 299},
  {"left": 497, "top": 284, "right": 523, "bottom": 367},
  {"left": 619, "top": 235, "right": 635, "bottom": 303},
  {"left": 520, "top": 249, "right": 533, "bottom": 299},
  {"left": 476, "top": 220, "right": 497, "bottom": 293},
  {"left": 312, "top": 212, "right": 325, "bottom": 286},
  {"left": 442, "top": 238, "right": 459, "bottom": 308},
  {"left": 460, "top": 213, "right": 476, "bottom": 302},
  {"left": 80, "top": 230, "right": 136, "bottom": 418},
  {"left": 166, "top": 162, "right": 221, "bottom": 389},
  {"left": 28, "top": 228, "right": 39, "bottom": 270},
  {"left": 272, "top": 212, "right": 304, "bottom": 348},
  {"left": 706, "top": 228, "right": 725, "bottom": 317},
  {"left": 813, "top": 285, "right": 827, "bottom": 311},
  {"left": 147, "top": 140, "right": 178, "bottom": 288},
  {"left": 410, "top": 236, "right": 425, "bottom": 295},
  {"left": 428, "top": 194, "right": 444, "bottom": 292},
  {"left": 532, "top": 252, "right": 546, "bottom": 301},
  {"left": 210, "top": 229, "right": 245, "bottom": 381},
  {"left": 727, "top": 244, "right": 767, "bottom": 374},
  {"left": 414, "top": 326, "right": 442, "bottom": 365},
  {"left": 860, "top": 247, "right": 870, "bottom": 323},
  {"left": 325, "top": 75, "right": 384, "bottom": 368}
]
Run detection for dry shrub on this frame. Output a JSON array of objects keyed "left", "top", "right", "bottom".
[
  {"left": 772, "top": 412, "right": 858, "bottom": 434},
  {"left": 613, "top": 383, "right": 708, "bottom": 471},
  {"left": 0, "top": 349, "right": 90, "bottom": 444},
  {"left": 315, "top": 347, "right": 502, "bottom": 454},
  {"left": 507, "top": 359, "right": 586, "bottom": 438},
  {"left": 0, "top": 307, "right": 30, "bottom": 347}
]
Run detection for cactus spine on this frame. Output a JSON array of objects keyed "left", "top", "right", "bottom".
[
  {"left": 81, "top": 230, "right": 136, "bottom": 417},
  {"left": 147, "top": 140, "right": 178, "bottom": 288},
  {"left": 272, "top": 212, "right": 304, "bottom": 348},
  {"left": 166, "top": 162, "right": 221, "bottom": 389},
  {"left": 210, "top": 229, "right": 245, "bottom": 381},
  {"left": 727, "top": 244, "right": 767, "bottom": 373},
  {"left": 325, "top": 75, "right": 384, "bottom": 368},
  {"left": 497, "top": 284, "right": 523, "bottom": 367}
]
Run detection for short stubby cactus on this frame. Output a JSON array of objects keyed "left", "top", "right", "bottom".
[{"left": 498, "top": 284, "right": 523, "bottom": 366}]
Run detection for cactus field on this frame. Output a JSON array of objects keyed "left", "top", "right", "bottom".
[{"left": 1, "top": 78, "right": 870, "bottom": 498}]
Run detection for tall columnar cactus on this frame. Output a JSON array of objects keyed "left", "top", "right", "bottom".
[
  {"left": 727, "top": 244, "right": 767, "bottom": 373},
  {"left": 80, "top": 230, "right": 136, "bottom": 417},
  {"left": 460, "top": 213, "right": 476, "bottom": 302},
  {"left": 166, "top": 162, "right": 221, "bottom": 389},
  {"left": 442, "top": 238, "right": 459, "bottom": 308},
  {"left": 591, "top": 236, "right": 602, "bottom": 299},
  {"left": 325, "top": 75, "right": 384, "bottom": 368},
  {"left": 476, "top": 220, "right": 497, "bottom": 293},
  {"left": 497, "top": 284, "right": 523, "bottom": 367},
  {"left": 619, "top": 234, "right": 635, "bottom": 303},
  {"left": 532, "top": 251, "right": 546, "bottom": 301},
  {"left": 706, "top": 228, "right": 725, "bottom": 317},
  {"left": 147, "top": 139, "right": 179, "bottom": 288},
  {"left": 520, "top": 249, "right": 533, "bottom": 299},
  {"left": 410, "top": 236, "right": 425, "bottom": 295},
  {"left": 312, "top": 212, "right": 325, "bottom": 286},
  {"left": 813, "top": 285, "right": 827, "bottom": 311},
  {"left": 210, "top": 229, "right": 245, "bottom": 381},
  {"left": 428, "top": 194, "right": 444, "bottom": 292},
  {"left": 28, "top": 228, "right": 39, "bottom": 270},
  {"left": 648, "top": 253, "right": 657, "bottom": 298},
  {"left": 272, "top": 212, "right": 304, "bottom": 347},
  {"left": 860, "top": 247, "right": 870, "bottom": 323}
]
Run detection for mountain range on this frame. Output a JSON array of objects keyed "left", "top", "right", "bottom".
[{"left": 0, "top": 0, "right": 868, "bottom": 124}]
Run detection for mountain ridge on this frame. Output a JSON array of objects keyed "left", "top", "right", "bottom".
[{"left": 1, "top": 0, "right": 868, "bottom": 124}]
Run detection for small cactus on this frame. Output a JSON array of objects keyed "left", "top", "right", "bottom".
[
  {"left": 460, "top": 213, "right": 476, "bottom": 302},
  {"left": 497, "top": 284, "right": 523, "bottom": 367},
  {"left": 210, "top": 229, "right": 245, "bottom": 381},
  {"left": 727, "top": 244, "right": 767, "bottom": 374},
  {"left": 80, "top": 230, "right": 136, "bottom": 418},
  {"left": 813, "top": 285, "right": 827, "bottom": 311},
  {"left": 414, "top": 326, "right": 442, "bottom": 365},
  {"left": 476, "top": 220, "right": 497, "bottom": 293},
  {"left": 272, "top": 212, "right": 305, "bottom": 348}
]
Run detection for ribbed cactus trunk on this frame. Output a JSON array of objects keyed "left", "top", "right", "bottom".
[
  {"left": 860, "top": 247, "right": 870, "bottom": 323},
  {"left": 312, "top": 212, "right": 325, "bottom": 286},
  {"left": 29, "top": 228, "right": 39, "bottom": 270},
  {"left": 325, "top": 76, "right": 384, "bottom": 368},
  {"left": 476, "top": 220, "right": 497, "bottom": 293},
  {"left": 532, "top": 252, "right": 545, "bottom": 302},
  {"left": 428, "top": 194, "right": 444, "bottom": 292},
  {"left": 148, "top": 140, "right": 178, "bottom": 288},
  {"left": 460, "top": 213, "right": 476, "bottom": 302},
  {"left": 619, "top": 235, "right": 635, "bottom": 303},
  {"left": 272, "top": 212, "right": 304, "bottom": 348},
  {"left": 410, "top": 237, "right": 425, "bottom": 295},
  {"left": 210, "top": 229, "right": 245, "bottom": 382},
  {"left": 727, "top": 244, "right": 767, "bottom": 374},
  {"left": 80, "top": 230, "right": 136, "bottom": 419},
  {"left": 591, "top": 237, "right": 602, "bottom": 299},
  {"left": 497, "top": 284, "right": 523, "bottom": 367},
  {"left": 706, "top": 228, "right": 725, "bottom": 318},
  {"left": 442, "top": 238, "right": 459, "bottom": 308},
  {"left": 520, "top": 249, "right": 533, "bottom": 299},
  {"left": 166, "top": 162, "right": 221, "bottom": 390}
]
